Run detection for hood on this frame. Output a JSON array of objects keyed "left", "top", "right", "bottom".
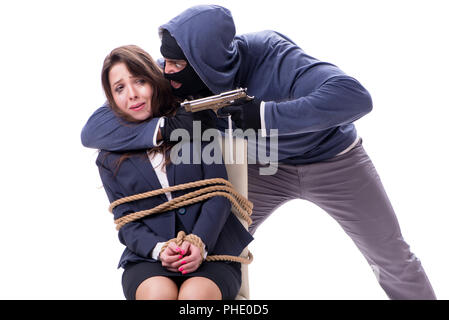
[{"left": 159, "top": 5, "right": 240, "bottom": 94}]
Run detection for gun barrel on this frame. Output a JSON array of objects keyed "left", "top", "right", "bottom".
[{"left": 181, "top": 88, "right": 251, "bottom": 113}]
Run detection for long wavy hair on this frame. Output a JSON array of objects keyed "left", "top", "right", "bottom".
[{"left": 101, "top": 45, "right": 178, "bottom": 170}]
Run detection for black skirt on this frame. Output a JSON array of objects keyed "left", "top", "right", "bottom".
[{"left": 122, "top": 260, "right": 242, "bottom": 300}]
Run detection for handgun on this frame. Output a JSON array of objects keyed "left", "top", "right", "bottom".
[{"left": 181, "top": 88, "right": 254, "bottom": 117}]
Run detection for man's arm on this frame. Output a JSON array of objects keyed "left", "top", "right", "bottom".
[
  {"left": 224, "top": 31, "right": 373, "bottom": 136},
  {"left": 262, "top": 75, "right": 373, "bottom": 136},
  {"left": 81, "top": 103, "right": 216, "bottom": 151},
  {"left": 81, "top": 103, "right": 161, "bottom": 151}
]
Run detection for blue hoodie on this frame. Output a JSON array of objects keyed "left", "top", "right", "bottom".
[{"left": 81, "top": 4, "right": 373, "bottom": 164}]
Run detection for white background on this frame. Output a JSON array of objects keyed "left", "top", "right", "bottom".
[{"left": 0, "top": 0, "right": 447, "bottom": 299}]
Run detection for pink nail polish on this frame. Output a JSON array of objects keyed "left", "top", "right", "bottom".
[
  {"left": 179, "top": 267, "right": 184, "bottom": 272},
  {"left": 178, "top": 255, "right": 183, "bottom": 259},
  {"left": 181, "top": 250, "right": 185, "bottom": 255},
  {"left": 182, "top": 271, "right": 187, "bottom": 275},
  {"left": 181, "top": 260, "right": 187, "bottom": 265}
]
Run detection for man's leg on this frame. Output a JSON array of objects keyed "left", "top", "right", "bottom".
[
  {"left": 247, "top": 163, "right": 300, "bottom": 235},
  {"left": 298, "top": 141, "right": 436, "bottom": 299}
]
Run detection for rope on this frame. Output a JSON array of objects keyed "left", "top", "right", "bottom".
[
  {"left": 110, "top": 178, "right": 253, "bottom": 229},
  {"left": 108, "top": 178, "right": 253, "bottom": 264},
  {"left": 160, "top": 231, "right": 253, "bottom": 265}
]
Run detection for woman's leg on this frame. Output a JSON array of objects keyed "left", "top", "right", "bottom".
[
  {"left": 135, "top": 276, "right": 179, "bottom": 300},
  {"left": 178, "top": 277, "right": 222, "bottom": 300}
]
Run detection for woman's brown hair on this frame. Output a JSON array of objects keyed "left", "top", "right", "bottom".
[{"left": 101, "top": 45, "right": 178, "bottom": 170}]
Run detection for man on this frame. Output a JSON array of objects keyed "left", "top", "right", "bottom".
[{"left": 82, "top": 5, "right": 435, "bottom": 299}]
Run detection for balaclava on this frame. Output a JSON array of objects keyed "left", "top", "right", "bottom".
[{"left": 160, "top": 29, "right": 211, "bottom": 98}]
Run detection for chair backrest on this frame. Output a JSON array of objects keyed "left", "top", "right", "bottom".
[{"left": 221, "top": 136, "right": 250, "bottom": 300}]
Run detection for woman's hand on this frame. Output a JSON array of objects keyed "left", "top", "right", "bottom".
[
  {"left": 160, "top": 242, "right": 185, "bottom": 272},
  {"left": 173, "top": 241, "right": 204, "bottom": 275}
]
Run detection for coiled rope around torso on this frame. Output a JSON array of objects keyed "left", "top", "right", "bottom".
[{"left": 108, "top": 178, "right": 253, "bottom": 264}]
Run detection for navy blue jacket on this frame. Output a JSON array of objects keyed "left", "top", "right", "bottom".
[
  {"left": 82, "top": 5, "right": 372, "bottom": 164},
  {"left": 96, "top": 144, "right": 253, "bottom": 268}
]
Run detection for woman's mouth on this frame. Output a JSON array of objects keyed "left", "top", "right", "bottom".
[{"left": 129, "top": 102, "right": 145, "bottom": 111}]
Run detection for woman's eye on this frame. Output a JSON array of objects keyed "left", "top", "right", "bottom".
[
  {"left": 115, "top": 85, "right": 123, "bottom": 93},
  {"left": 136, "top": 79, "right": 145, "bottom": 85}
]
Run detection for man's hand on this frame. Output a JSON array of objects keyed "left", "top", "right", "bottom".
[
  {"left": 161, "top": 107, "right": 216, "bottom": 142},
  {"left": 218, "top": 98, "right": 262, "bottom": 131}
]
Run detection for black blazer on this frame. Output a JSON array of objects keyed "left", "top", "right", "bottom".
[{"left": 96, "top": 143, "right": 253, "bottom": 268}]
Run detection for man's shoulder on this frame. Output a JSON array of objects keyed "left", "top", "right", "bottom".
[
  {"left": 237, "top": 30, "right": 299, "bottom": 53},
  {"left": 238, "top": 30, "right": 291, "bottom": 41}
]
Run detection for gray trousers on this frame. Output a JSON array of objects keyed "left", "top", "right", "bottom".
[{"left": 247, "top": 140, "right": 436, "bottom": 299}]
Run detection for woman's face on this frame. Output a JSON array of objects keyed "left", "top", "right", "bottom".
[{"left": 109, "top": 62, "right": 153, "bottom": 121}]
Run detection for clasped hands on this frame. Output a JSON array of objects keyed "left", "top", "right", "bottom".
[{"left": 160, "top": 241, "right": 203, "bottom": 275}]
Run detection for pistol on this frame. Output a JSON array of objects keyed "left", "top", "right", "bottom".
[{"left": 181, "top": 88, "right": 253, "bottom": 117}]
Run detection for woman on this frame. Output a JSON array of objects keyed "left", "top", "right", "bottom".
[{"left": 96, "top": 45, "right": 253, "bottom": 300}]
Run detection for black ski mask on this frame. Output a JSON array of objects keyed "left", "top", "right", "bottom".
[{"left": 160, "top": 29, "right": 211, "bottom": 98}]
